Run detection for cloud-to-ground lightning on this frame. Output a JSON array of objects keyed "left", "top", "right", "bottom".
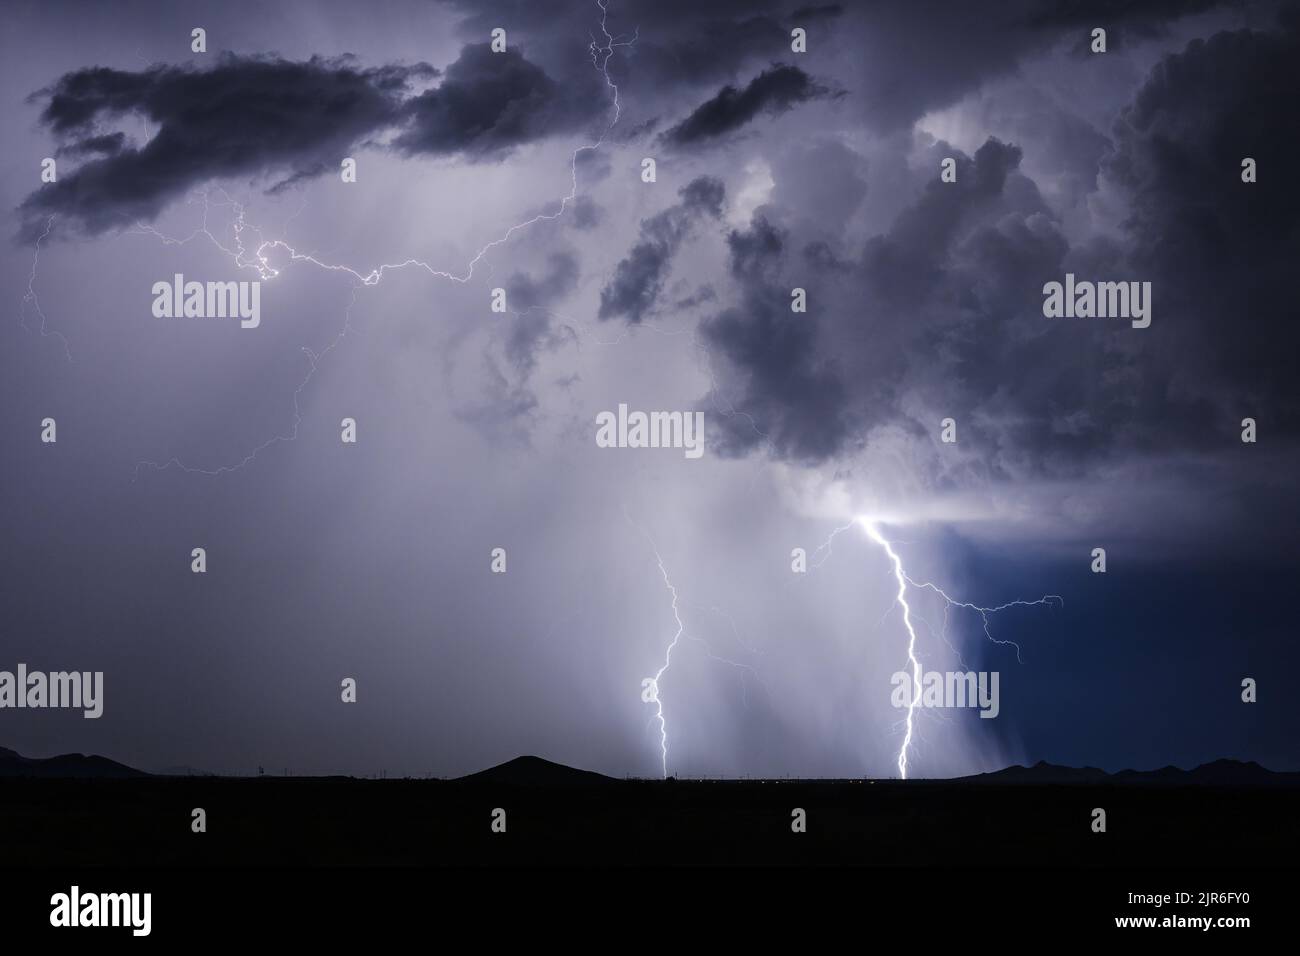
[
  {"left": 640, "top": 528, "right": 685, "bottom": 780},
  {"left": 624, "top": 508, "right": 759, "bottom": 778},
  {"left": 858, "top": 518, "right": 926, "bottom": 780},
  {"left": 805, "top": 516, "right": 1061, "bottom": 779},
  {"left": 18, "top": 0, "right": 1057, "bottom": 786},
  {"left": 113, "top": 0, "right": 637, "bottom": 476},
  {"left": 622, "top": 508, "right": 686, "bottom": 779}
]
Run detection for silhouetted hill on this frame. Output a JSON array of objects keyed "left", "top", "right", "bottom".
[
  {"left": 972, "top": 758, "right": 1297, "bottom": 786},
  {"left": 0, "top": 745, "right": 146, "bottom": 779},
  {"left": 974, "top": 760, "right": 1109, "bottom": 784},
  {"left": 5, "top": 759, "right": 1298, "bottom": 868},
  {"left": 4, "top": 744, "right": 1292, "bottom": 786},
  {"left": 455, "top": 755, "right": 613, "bottom": 787},
  {"left": 1179, "top": 758, "right": 1286, "bottom": 785},
  {"left": 1126, "top": 758, "right": 1295, "bottom": 785}
]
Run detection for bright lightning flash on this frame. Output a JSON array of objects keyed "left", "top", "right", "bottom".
[
  {"left": 626, "top": 508, "right": 758, "bottom": 779},
  {"left": 845, "top": 516, "right": 1061, "bottom": 780},
  {"left": 858, "top": 518, "right": 925, "bottom": 780},
  {"left": 632, "top": 514, "right": 1060, "bottom": 781},
  {"left": 643, "top": 541, "right": 685, "bottom": 779}
]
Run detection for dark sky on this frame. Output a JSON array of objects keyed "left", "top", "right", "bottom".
[{"left": 1, "top": 0, "right": 1295, "bottom": 778}]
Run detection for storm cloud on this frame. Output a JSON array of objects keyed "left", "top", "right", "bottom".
[
  {"left": 697, "top": 2, "right": 1300, "bottom": 492},
  {"left": 19, "top": 55, "right": 434, "bottom": 239},
  {"left": 394, "top": 46, "right": 596, "bottom": 158},
  {"left": 3, "top": 0, "right": 1297, "bottom": 784},
  {"left": 597, "top": 176, "right": 725, "bottom": 323},
  {"left": 664, "top": 65, "right": 837, "bottom": 146},
  {"left": 19, "top": 45, "right": 603, "bottom": 240}
]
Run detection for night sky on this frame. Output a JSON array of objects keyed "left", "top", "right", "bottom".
[{"left": 1, "top": 0, "right": 1295, "bottom": 779}]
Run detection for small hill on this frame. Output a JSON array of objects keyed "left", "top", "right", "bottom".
[
  {"left": 456, "top": 755, "right": 613, "bottom": 787},
  {"left": 0, "top": 745, "right": 146, "bottom": 779}
]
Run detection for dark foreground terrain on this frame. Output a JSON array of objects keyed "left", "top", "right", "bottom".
[{"left": 3, "top": 753, "right": 1296, "bottom": 867}]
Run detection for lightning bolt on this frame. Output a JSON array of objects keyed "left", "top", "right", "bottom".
[
  {"left": 133, "top": 282, "right": 362, "bottom": 478},
  {"left": 806, "top": 516, "right": 1061, "bottom": 779},
  {"left": 642, "top": 532, "right": 685, "bottom": 780},
  {"left": 120, "top": 0, "right": 637, "bottom": 475},
  {"left": 137, "top": 1, "right": 635, "bottom": 286},
  {"left": 625, "top": 508, "right": 758, "bottom": 779},
  {"left": 900, "top": 578, "right": 1063, "bottom": 666},
  {"left": 19, "top": 215, "right": 72, "bottom": 362},
  {"left": 857, "top": 518, "right": 926, "bottom": 780}
]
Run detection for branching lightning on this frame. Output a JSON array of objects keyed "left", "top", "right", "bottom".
[
  {"left": 626, "top": 512, "right": 1056, "bottom": 780},
  {"left": 119, "top": 0, "right": 637, "bottom": 476},
  {"left": 133, "top": 282, "right": 362, "bottom": 478},
  {"left": 900, "top": 578, "right": 1063, "bottom": 666},
  {"left": 806, "top": 516, "right": 1061, "bottom": 779},
  {"left": 21, "top": 3, "right": 1062, "bottom": 788}
]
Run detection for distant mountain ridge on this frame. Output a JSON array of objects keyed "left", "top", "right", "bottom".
[
  {"left": 971, "top": 758, "right": 1298, "bottom": 786},
  {"left": 2, "top": 745, "right": 1294, "bottom": 784}
]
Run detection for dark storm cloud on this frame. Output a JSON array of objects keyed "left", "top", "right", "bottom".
[
  {"left": 701, "top": 11, "right": 1300, "bottom": 485},
  {"left": 628, "top": 15, "right": 793, "bottom": 87},
  {"left": 597, "top": 176, "right": 725, "bottom": 323},
  {"left": 436, "top": 0, "right": 844, "bottom": 141},
  {"left": 701, "top": 136, "right": 1068, "bottom": 469},
  {"left": 664, "top": 65, "right": 838, "bottom": 146},
  {"left": 1101, "top": 14, "right": 1300, "bottom": 438},
  {"left": 440, "top": 0, "right": 795, "bottom": 85},
  {"left": 393, "top": 46, "right": 593, "bottom": 158},
  {"left": 700, "top": 126, "right": 1172, "bottom": 478},
  {"left": 728, "top": 213, "right": 786, "bottom": 278},
  {"left": 18, "top": 44, "right": 601, "bottom": 241},
  {"left": 881, "top": 20, "right": 1300, "bottom": 474},
  {"left": 266, "top": 162, "right": 332, "bottom": 196},
  {"left": 701, "top": 214, "right": 852, "bottom": 462},
  {"left": 18, "top": 55, "right": 436, "bottom": 240},
  {"left": 439, "top": 0, "right": 1233, "bottom": 146},
  {"left": 860, "top": 137, "right": 1031, "bottom": 307},
  {"left": 1022, "top": 0, "right": 1229, "bottom": 36},
  {"left": 835, "top": 0, "right": 1231, "bottom": 131}
]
